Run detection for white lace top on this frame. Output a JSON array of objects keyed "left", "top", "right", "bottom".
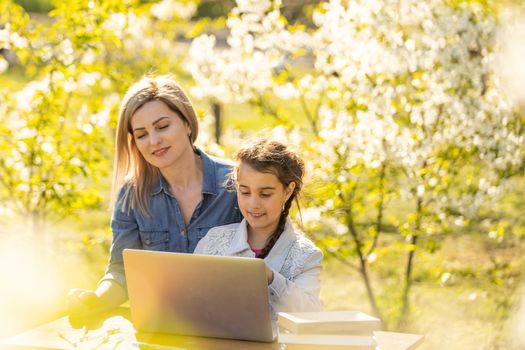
[{"left": 194, "top": 218, "right": 323, "bottom": 318}]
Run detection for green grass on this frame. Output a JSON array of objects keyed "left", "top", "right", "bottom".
[
  {"left": 223, "top": 102, "right": 277, "bottom": 131},
  {"left": 318, "top": 229, "right": 525, "bottom": 350}
]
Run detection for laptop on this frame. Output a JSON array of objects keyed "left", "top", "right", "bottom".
[{"left": 123, "top": 249, "right": 276, "bottom": 342}]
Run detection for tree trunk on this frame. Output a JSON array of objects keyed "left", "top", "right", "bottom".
[
  {"left": 347, "top": 216, "right": 384, "bottom": 323},
  {"left": 398, "top": 197, "right": 423, "bottom": 328},
  {"left": 29, "top": 211, "right": 47, "bottom": 256},
  {"left": 212, "top": 101, "right": 222, "bottom": 145},
  {"left": 399, "top": 234, "right": 418, "bottom": 327},
  {"left": 358, "top": 252, "right": 383, "bottom": 322}
]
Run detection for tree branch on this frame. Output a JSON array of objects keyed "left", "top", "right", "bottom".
[{"left": 367, "top": 160, "right": 387, "bottom": 257}]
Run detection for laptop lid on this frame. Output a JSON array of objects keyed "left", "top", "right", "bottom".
[{"left": 123, "top": 249, "right": 275, "bottom": 342}]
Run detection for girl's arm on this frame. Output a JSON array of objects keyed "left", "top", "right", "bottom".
[{"left": 268, "top": 247, "right": 323, "bottom": 313}]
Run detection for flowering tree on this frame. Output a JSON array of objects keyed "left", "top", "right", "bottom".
[
  {"left": 2, "top": 0, "right": 523, "bottom": 330},
  {"left": 187, "top": 0, "right": 524, "bottom": 327},
  {"left": 0, "top": 0, "right": 201, "bottom": 236}
]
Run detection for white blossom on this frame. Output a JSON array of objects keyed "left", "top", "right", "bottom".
[
  {"left": 186, "top": 0, "right": 308, "bottom": 103},
  {"left": 0, "top": 57, "right": 8, "bottom": 73},
  {"left": 89, "top": 109, "right": 110, "bottom": 128},
  {"left": 41, "top": 142, "right": 54, "bottom": 154},
  {"left": 151, "top": 0, "right": 197, "bottom": 21},
  {"left": 56, "top": 39, "right": 75, "bottom": 66},
  {"left": 495, "top": 8, "right": 525, "bottom": 106},
  {"left": 185, "top": 0, "right": 523, "bottom": 235},
  {"left": 0, "top": 23, "right": 28, "bottom": 51}
]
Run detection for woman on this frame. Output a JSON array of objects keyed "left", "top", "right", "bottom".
[{"left": 68, "top": 76, "right": 242, "bottom": 316}]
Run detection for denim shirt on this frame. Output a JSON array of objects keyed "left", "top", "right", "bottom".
[{"left": 101, "top": 149, "right": 243, "bottom": 291}]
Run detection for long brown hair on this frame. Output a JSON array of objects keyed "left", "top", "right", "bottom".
[
  {"left": 233, "top": 139, "right": 305, "bottom": 259},
  {"left": 112, "top": 76, "right": 199, "bottom": 216}
]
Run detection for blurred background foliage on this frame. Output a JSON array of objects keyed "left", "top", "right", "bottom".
[{"left": 1, "top": 0, "right": 525, "bottom": 349}]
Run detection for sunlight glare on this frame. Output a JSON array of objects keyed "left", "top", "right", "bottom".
[{"left": 0, "top": 225, "right": 68, "bottom": 338}]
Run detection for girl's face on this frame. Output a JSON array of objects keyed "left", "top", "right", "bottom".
[
  {"left": 130, "top": 100, "right": 192, "bottom": 170},
  {"left": 237, "top": 163, "right": 295, "bottom": 237}
]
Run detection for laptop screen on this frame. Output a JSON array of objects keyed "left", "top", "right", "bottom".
[{"left": 123, "top": 249, "right": 275, "bottom": 342}]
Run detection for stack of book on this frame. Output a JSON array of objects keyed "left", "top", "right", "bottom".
[{"left": 277, "top": 310, "right": 382, "bottom": 350}]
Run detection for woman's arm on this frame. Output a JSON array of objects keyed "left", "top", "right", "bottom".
[{"left": 67, "top": 185, "right": 140, "bottom": 317}]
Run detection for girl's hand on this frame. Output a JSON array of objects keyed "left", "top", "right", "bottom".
[{"left": 266, "top": 267, "right": 274, "bottom": 285}]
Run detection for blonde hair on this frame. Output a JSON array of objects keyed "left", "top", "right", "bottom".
[{"left": 112, "top": 76, "right": 199, "bottom": 216}]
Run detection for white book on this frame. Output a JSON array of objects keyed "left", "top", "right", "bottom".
[
  {"left": 373, "top": 331, "right": 425, "bottom": 350},
  {"left": 277, "top": 311, "right": 382, "bottom": 335},
  {"left": 278, "top": 331, "right": 425, "bottom": 350},
  {"left": 278, "top": 333, "right": 376, "bottom": 350}
]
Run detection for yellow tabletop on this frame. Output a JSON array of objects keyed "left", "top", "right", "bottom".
[{"left": 0, "top": 308, "right": 423, "bottom": 350}]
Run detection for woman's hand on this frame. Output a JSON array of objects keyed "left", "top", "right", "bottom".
[
  {"left": 67, "top": 288, "right": 104, "bottom": 317},
  {"left": 67, "top": 281, "right": 127, "bottom": 318}
]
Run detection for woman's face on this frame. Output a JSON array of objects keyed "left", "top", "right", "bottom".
[
  {"left": 237, "top": 163, "right": 295, "bottom": 237},
  {"left": 130, "top": 100, "right": 192, "bottom": 170}
]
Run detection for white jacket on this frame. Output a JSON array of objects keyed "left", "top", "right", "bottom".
[{"left": 194, "top": 218, "right": 323, "bottom": 318}]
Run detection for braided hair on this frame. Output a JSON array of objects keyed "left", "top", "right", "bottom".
[{"left": 233, "top": 139, "right": 305, "bottom": 259}]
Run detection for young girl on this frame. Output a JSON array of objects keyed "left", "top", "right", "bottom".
[{"left": 194, "top": 139, "right": 323, "bottom": 316}]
